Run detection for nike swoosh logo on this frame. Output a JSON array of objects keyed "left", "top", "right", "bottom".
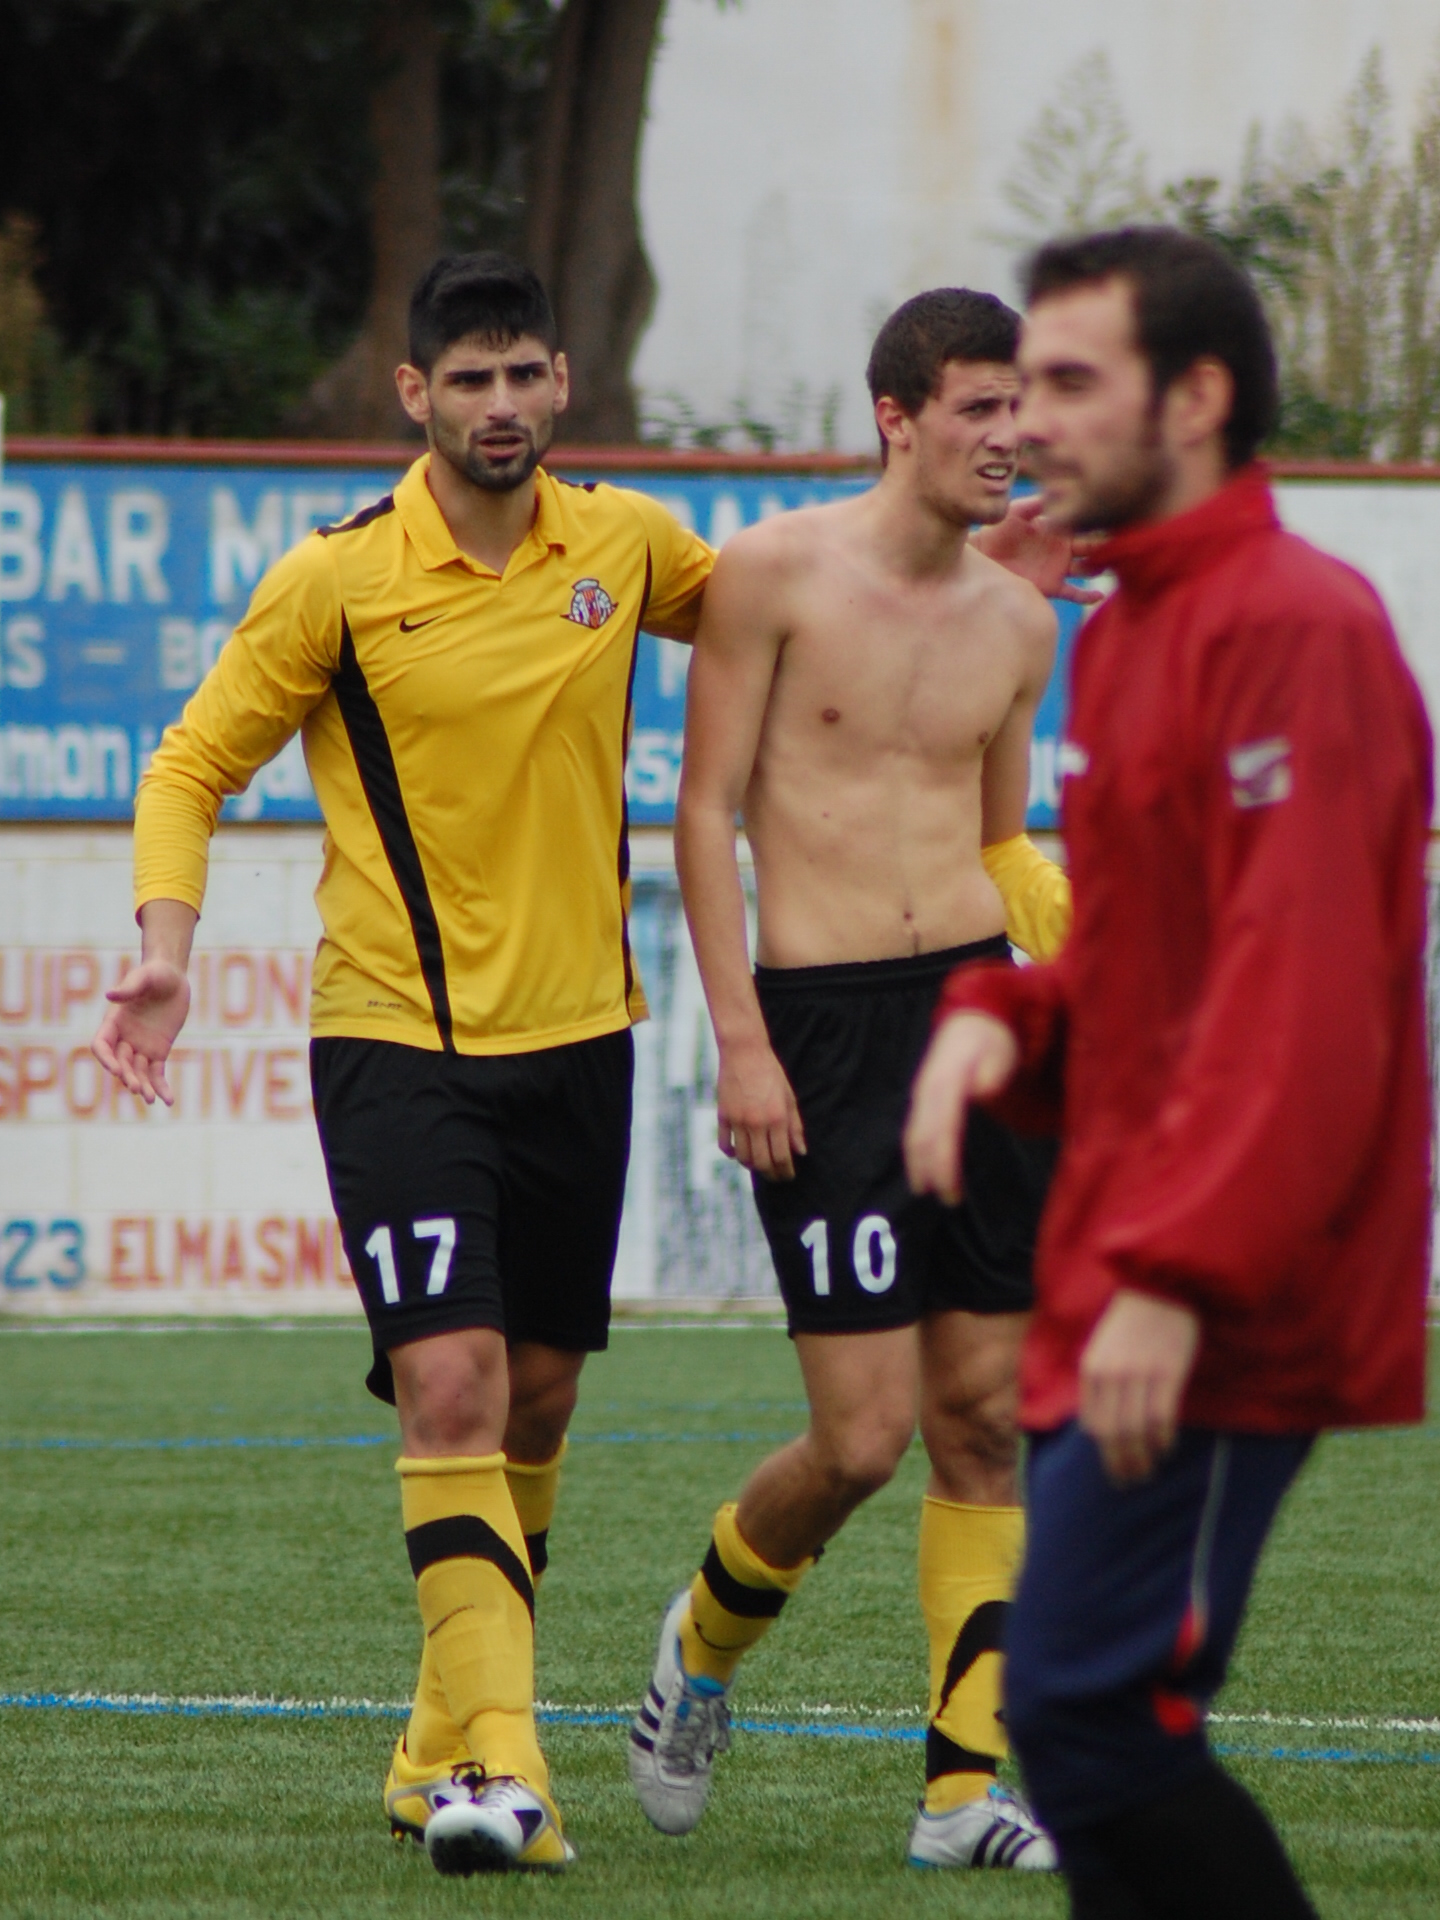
[{"left": 398, "top": 615, "right": 440, "bottom": 632}]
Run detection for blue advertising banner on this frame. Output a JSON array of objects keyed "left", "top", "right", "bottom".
[{"left": 0, "top": 459, "right": 1079, "bottom": 827}]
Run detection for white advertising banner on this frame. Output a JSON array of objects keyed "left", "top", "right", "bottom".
[
  {"left": 4, "top": 825, "right": 1438, "bottom": 1316},
  {"left": 0, "top": 827, "right": 775, "bottom": 1316}
]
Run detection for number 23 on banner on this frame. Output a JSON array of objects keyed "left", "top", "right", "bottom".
[{"left": 2, "top": 1218, "right": 85, "bottom": 1290}]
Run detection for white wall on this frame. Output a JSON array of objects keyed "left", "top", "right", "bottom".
[
  {"left": 636, "top": 0, "right": 1440, "bottom": 447},
  {"left": 1277, "top": 486, "right": 1440, "bottom": 772},
  {"left": 0, "top": 828, "right": 349, "bottom": 1314},
  {"left": 0, "top": 829, "right": 775, "bottom": 1315}
]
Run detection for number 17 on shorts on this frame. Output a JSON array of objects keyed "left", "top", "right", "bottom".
[{"left": 362, "top": 1217, "right": 458, "bottom": 1305}]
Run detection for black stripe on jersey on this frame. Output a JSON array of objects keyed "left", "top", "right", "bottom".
[
  {"left": 317, "top": 494, "right": 396, "bottom": 537},
  {"left": 405, "top": 1515, "right": 536, "bottom": 1621},
  {"left": 617, "top": 548, "right": 652, "bottom": 1004},
  {"left": 332, "top": 613, "right": 456, "bottom": 1051}
]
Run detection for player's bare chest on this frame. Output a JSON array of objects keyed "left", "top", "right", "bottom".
[{"left": 774, "top": 586, "right": 1021, "bottom": 753}]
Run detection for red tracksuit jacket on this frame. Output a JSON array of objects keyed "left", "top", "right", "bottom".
[{"left": 943, "top": 466, "right": 1432, "bottom": 1434}]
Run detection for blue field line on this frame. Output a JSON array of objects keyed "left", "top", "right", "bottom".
[
  {"left": 0, "top": 1430, "right": 796, "bottom": 1453},
  {"left": 1212, "top": 1742, "right": 1440, "bottom": 1767},
  {"left": 0, "top": 1691, "right": 405, "bottom": 1722},
  {"left": 3, "top": 1692, "right": 1439, "bottom": 1767}
]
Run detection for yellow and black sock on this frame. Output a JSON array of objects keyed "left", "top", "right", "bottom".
[
  {"left": 678, "top": 1502, "right": 814, "bottom": 1686},
  {"left": 398, "top": 1452, "right": 548, "bottom": 1794},
  {"left": 505, "top": 1440, "right": 566, "bottom": 1584},
  {"left": 403, "top": 1636, "right": 469, "bottom": 1772},
  {"left": 403, "top": 1442, "right": 567, "bottom": 1768},
  {"left": 919, "top": 1496, "right": 1024, "bottom": 1812}
]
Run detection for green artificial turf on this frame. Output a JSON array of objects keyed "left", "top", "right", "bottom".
[{"left": 0, "top": 1322, "right": 1436, "bottom": 1917}]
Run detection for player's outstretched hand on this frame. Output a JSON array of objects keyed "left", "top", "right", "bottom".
[
  {"left": 92, "top": 958, "right": 192, "bottom": 1107},
  {"left": 903, "top": 1011, "right": 1019, "bottom": 1205},
  {"left": 1078, "top": 1289, "right": 1201, "bottom": 1483},
  {"left": 976, "top": 495, "right": 1105, "bottom": 605},
  {"left": 716, "top": 1036, "right": 807, "bottom": 1180}
]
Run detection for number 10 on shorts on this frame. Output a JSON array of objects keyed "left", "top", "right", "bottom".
[
  {"left": 800, "top": 1215, "right": 897, "bottom": 1296},
  {"left": 363, "top": 1218, "right": 457, "bottom": 1304}
]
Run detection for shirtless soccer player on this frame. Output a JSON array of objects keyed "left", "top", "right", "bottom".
[
  {"left": 91, "top": 253, "right": 714, "bottom": 1877},
  {"left": 627, "top": 290, "right": 1078, "bottom": 1869}
]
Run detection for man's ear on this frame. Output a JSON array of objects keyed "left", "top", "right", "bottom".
[
  {"left": 1167, "top": 356, "right": 1234, "bottom": 453},
  {"left": 552, "top": 350, "right": 570, "bottom": 416},
  {"left": 396, "top": 362, "right": 432, "bottom": 428},
  {"left": 874, "top": 393, "right": 911, "bottom": 458}
]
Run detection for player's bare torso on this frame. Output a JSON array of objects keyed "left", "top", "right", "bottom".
[{"left": 742, "top": 496, "right": 1051, "bottom": 968}]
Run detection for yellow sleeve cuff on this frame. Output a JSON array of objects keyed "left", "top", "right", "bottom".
[
  {"left": 981, "top": 833, "right": 1072, "bottom": 963},
  {"left": 133, "top": 764, "right": 223, "bottom": 918}
]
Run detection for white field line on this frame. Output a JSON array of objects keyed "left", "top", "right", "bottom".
[
  {"left": 1209, "top": 1711, "right": 1440, "bottom": 1735},
  {"left": 4, "top": 1690, "right": 411, "bottom": 1714},
  {"left": 0, "top": 1322, "right": 366, "bottom": 1336},
  {"left": 0, "top": 1320, "right": 783, "bottom": 1336},
  {"left": 5, "top": 1689, "right": 1437, "bottom": 1737}
]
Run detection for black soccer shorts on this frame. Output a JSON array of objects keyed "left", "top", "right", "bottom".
[
  {"left": 750, "top": 937, "right": 1055, "bottom": 1337},
  {"left": 310, "top": 1028, "right": 633, "bottom": 1403}
]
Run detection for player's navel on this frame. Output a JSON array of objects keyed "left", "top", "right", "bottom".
[
  {"left": 977, "top": 730, "right": 990, "bottom": 746},
  {"left": 821, "top": 707, "right": 841, "bottom": 724}
]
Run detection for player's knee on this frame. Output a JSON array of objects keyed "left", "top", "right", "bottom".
[
  {"left": 392, "top": 1329, "right": 508, "bottom": 1455},
  {"left": 965, "top": 1401, "right": 1021, "bottom": 1473},
  {"left": 505, "top": 1367, "right": 578, "bottom": 1461},
  {"left": 924, "top": 1389, "right": 1019, "bottom": 1476},
  {"left": 812, "top": 1415, "right": 912, "bottom": 1502}
]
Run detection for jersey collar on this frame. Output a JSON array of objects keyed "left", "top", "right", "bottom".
[
  {"left": 395, "top": 454, "right": 570, "bottom": 576},
  {"left": 1091, "top": 462, "right": 1279, "bottom": 602}
]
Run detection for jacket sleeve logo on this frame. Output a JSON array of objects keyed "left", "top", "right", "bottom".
[
  {"left": 1227, "top": 737, "right": 1292, "bottom": 809},
  {"left": 565, "top": 578, "right": 617, "bottom": 629}
]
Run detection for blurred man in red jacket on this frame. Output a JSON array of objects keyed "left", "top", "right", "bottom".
[{"left": 905, "top": 226, "right": 1431, "bottom": 1920}]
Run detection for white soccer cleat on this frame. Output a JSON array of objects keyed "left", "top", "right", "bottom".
[
  {"left": 424, "top": 1776, "right": 574, "bottom": 1874},
  {"left": 907, "top": 1782, "right": 1059, "bottom": 1871},
  {"left": 383, "top": 1740, "right": 486, "bottom": 1844},
  {"left": 628, "top": 1588, "right": 732, "bottom": 1835}
]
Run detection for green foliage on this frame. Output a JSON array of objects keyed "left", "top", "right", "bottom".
[
  {"left": 0, "top": 0, "right": 558, "bottom": 436},
  {"left": 996, "top": 52, "right": 1155, "bottom": 250},
  {"left": 0, "top": 214, "right": 90, "bottom": 431},
  {"left": 640, "top": 382, "right": 845, "bottom": 453},
  {"left": 441, "top": 0, "right": 556, "bottom": 258},
  {"left": 1003, "top": 45, "right": 1440, "bottom": 460},
  {"left": 1392, "top": 68, "right": 1440, "bottom": 459},
  {"left": 0, "top": 1323, "right": 1437, "bottom": 1916}
]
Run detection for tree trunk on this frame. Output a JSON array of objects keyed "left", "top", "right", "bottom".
[
  {"left": 525, "top": 0, "right": 667, "bottom": 443},
  {"left": 302, "top": 0, "right": 441, "bottom": 438}
]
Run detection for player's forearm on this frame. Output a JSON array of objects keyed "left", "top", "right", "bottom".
[
  {"left": 676, "top": 794, "right": 769, "bottom": 1051},
  {"left": 139, "top": 899, "right": 199, "bottom": 972},
  {"left": 133, "top": 760, "right": 223, "bottom": 918},
  {"left": 937, "top": 957, "right": 1070, "bottom": 1135}
]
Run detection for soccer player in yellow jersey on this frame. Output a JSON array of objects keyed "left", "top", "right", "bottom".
[{"left": 90, "top": 253, "right": 713, "bottom": 1876}]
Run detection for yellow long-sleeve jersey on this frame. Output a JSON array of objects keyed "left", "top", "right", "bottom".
[{"left": 135, "top": 457, "right": 714, "bottom": 1054}]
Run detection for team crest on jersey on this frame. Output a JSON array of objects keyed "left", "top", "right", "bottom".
[
  {"left": 1228, "top": 736, "right": 1292, "bottom": 809},
  {"left": 565, "top": 578, "right": 617, "bottom": 628}
]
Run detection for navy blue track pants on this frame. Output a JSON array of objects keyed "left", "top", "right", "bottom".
[{"left": 1006, "top": 1421, "right": 1312, "bottom": 1848}]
